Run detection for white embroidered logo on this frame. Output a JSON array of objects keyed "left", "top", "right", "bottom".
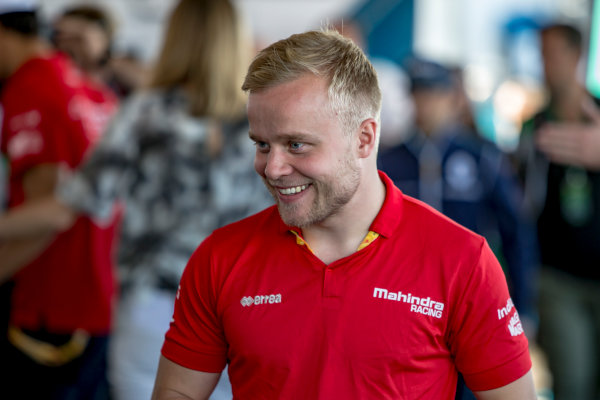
[
  {"left": 7, "top": 129, "right": 43, "bottom": 159},
  {"left": 241, "top": 294, "right": 282, "bottom": 307},
  {"left": 508, "top": 312, "right": 524, "bottom": 337},
  {"left": 497, "top": 298, "right": 524, "bottom": 336},
  {"left": 497, "top": 298, "right": 514, "bottom": 320},
  {"left": 373, "top": 287, "right": 445, "bottom": 319}
]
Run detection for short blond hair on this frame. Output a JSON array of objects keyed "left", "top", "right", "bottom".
[{"left": 242, "top": 29, "right": 381, "bottom": 133}]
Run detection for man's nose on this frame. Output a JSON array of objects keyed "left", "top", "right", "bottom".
[{"left": 264, "top": 148, "right": 293, "bottom": 180}]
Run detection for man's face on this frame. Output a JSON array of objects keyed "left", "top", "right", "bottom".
[
  {"left": 541, "top": 30, "right": 580, "bottom": 92},
  {"left": 411, "top": 87, "right": 455, "bottom": 134},
  {"left": 53, "top": 16, "right": 109, "bottom": 71},
  {"left": 0, "top": 27, "right": 14, "bottom": 80},
  {"left": 248, "top": 74, "right": 361, "bottom": 228}
]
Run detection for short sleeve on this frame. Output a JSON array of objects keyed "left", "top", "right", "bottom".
[
  {"left": 448, "top": 239, "right": 531, "bottom": 391},
  {"left": 1, "top": 80, "right": 84, "bottom": 177},
  {"left": 161, "top": 235, "right": 228, "bottom": 372}
]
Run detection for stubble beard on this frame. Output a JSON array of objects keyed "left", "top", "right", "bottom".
[{"left": 265, "top": 154, "right": 361, "bottom": 228}]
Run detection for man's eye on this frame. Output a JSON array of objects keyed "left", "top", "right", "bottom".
[
  {"left": 254, "top": 141, "right": 269, "bottom": 151},
  {"left": 290, "top": 142, "right": 304, "bottom": 151}
]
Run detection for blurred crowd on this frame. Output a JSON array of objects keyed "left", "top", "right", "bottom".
[{"left": 0, "top": 0, "right": 598, "bottom": 399}]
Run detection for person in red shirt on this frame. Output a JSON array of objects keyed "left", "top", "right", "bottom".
[
  {"left": 151, "top": 29, "right": 536, "bottom": 399},
  {"left": 50, "top": 4, "right": 148, "bottom": 99},
  {"left": 0, "top": 3, "right": 119, "bottom": 398}
]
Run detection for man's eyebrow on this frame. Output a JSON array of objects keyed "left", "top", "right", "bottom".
[
  {"left": 281, "top": 132, "right": 315, "bottom": 141},
  {"left": 249, "top": 131, "right": 316, "bottom": 142},
  {"left": 249, "top": 131, "right": 272, "bottom": 142},
  {"left": 248, "top": 131, "right": 260, "bottom": 141}
]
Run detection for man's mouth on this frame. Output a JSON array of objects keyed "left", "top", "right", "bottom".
[{"left": 278, "top": 184, "right": 309, "bottom": 195}]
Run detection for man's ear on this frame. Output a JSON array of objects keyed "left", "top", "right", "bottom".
[{"left": 356, "top": 118, "right": 378, "bottom": 158}]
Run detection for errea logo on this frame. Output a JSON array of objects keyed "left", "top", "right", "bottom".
[{"left": 241, "top": 293, "right": 282, "bottom": 307}]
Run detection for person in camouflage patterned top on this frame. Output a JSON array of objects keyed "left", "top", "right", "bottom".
[
  {"left": 59, "top": 87, "right": 271, "bottom": 294},
  {"left": 0, "top": 1, "right": 270, "bottom": 399}
]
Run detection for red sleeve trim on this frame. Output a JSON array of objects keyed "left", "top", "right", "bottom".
[
  {"left": 463, "top": 346, "right": 532, "bottom": 391},
  {"left": 161, "top": 337, "right": 227, "bottom": 373}
]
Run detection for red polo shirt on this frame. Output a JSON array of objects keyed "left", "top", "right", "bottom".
[{"left": 163, "top": 172, "right": 531, "bottom": 399}]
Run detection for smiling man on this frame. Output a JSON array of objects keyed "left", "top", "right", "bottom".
[{"left": 152, "top": 29, "right": 536, "bottom": 400}]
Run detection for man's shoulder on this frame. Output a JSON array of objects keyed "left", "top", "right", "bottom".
[
  {"left": 4, "top": 54, "right": 81, "bottom": 103},
  {"left": 13, "top": 54, "right": 70, "bottom": 83},
  {"left": 401, "top": 194, "right": 485, "bottom": 252},
  {"left": 396, "top": 195, "right": 498, "bottom": 293},
  {"left": 379, "top": 173, "right": 484, "bottom": 250}
]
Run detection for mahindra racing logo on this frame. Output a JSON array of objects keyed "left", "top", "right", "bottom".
[{"left": 373, "top": 287, "right": 445, "bottom": 319}]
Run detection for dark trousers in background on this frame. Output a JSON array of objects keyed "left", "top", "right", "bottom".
[
  {"left": 1, "top": 330, "right": 111, "bottom": 400},
  {"left": 0, "top": 281, "right": 12, "bottom": 357},
  {"left": 538, "top": 267, "right": 600, "bottom": 400}
]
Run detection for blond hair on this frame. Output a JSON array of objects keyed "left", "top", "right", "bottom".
[
  {"left": 149, "top": 0, "right": 250, "bottom": 119},
  {"left": 242, "top": 29, "right": 381, "bottom": 133}
]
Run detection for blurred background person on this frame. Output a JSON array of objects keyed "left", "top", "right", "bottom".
[
  {"left": 378, "top": 59, "right": 539, "bottom": 400},
  {"left": 51, "top": 3, "right": 148, "bottom": 98},
  {"left": 0, "top": 0, "right": 120, "bottom": 398},
  {"left": 517, "top": 22, "right": 600, "bottom": 400},
  {"left": 379, "top": 59, "right": 539, "bottom": 336},
  {"left": 0, "top": 0, "right": 271, "bottom": 399}
]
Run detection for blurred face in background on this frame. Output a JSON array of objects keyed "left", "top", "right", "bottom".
[
  {"left": 53, "top": 15, "right": 110, "bottom": 72},
  {"left": 411, "top": 87, "right": 456, "bottom": 136},
  {"left": 541, "top": 29, "right": 581, "bottom": 94},
  {"left": 0, "top": 26, "right": 13, "bottom": 80}
]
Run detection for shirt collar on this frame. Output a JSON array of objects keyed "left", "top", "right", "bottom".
[{"left": 369, "top": 171, "right": 403, "bottom": 238}]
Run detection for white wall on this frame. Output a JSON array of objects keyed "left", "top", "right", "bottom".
[{"left": 39, "top": 0, "right": 362, "bottom": 63}]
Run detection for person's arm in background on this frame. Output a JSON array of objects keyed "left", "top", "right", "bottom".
[
  {"left": 151, "top": 356, "right": 220, "bottom": 400},
  {"left": 0, "top": 195, "right": 74, "bottom": 239},
  {"left": 0, "top": 164, "right": 75, "bottom": 281},
  {"left": 0, "top": 91, "right": 145, "bottom": 243},
  {"left": 536, "top": 97, "right": 600, "bottom": 171},
  {"left": 0, "top": 236, "right": 54, "bottom": 283}
]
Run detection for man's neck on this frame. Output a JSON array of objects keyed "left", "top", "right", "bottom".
[
  {"left": 551, "top": 82, "right": 587, "bottom": 121},
  {"left": 301, "top": 169, "right": 386, "bottom": 265}
]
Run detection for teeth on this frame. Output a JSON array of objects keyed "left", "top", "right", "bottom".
[{"left": 279, "top": 185, "right": 308, "bottom": 195}]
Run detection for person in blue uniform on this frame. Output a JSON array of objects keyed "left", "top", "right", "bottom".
[
  {"left": 377, "top": 56, "right": 539, "bottom": 363},
  {"left": 378, "top": 59, "right": 539, "bottom": 399}
]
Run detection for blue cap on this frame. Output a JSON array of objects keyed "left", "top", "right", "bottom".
[
  {"left": 406, "top": 58, "right": 455, "bottom": 91},
  {"left": 0, "top": 0, "right": 37, "bottom": 15}
]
